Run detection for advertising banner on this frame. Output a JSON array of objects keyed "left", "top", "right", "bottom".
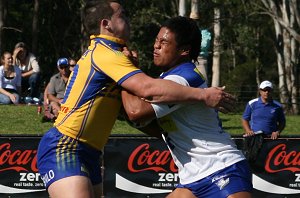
[
  {"left": 1, "top": 135, "right": 300, "bottom": 197},
  {"left": 104, "top": 137, "right": 175, "bottom": 197},
  {"left": 0, "top": 136, "right": 47, "bottom": 198},
  {"left": 248, "top": 137, "right": 300, "bottom": 197},
  {"left": 104, "top": 136, "right": 300, "bottom": 198}
]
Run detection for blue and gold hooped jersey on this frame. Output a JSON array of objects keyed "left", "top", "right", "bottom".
[{"left": 54, "top": 34, "right": 142, "bottom": 150}]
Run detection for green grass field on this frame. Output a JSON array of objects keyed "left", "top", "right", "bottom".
[{"left": 0, "top": 105, "right": 299, "bottom": 136}]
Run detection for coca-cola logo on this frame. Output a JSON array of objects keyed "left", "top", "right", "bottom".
[
  {"left": 128, "top": 143, "right": 177, "bottom": 173},
  {"left": 0, "top": 143, "right": 37, "bottom": 172},
  {"left": 265, "top": 143, "right": 300, "bottom": 173}
]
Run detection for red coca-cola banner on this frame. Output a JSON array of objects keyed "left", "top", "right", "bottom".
[
  {"left": 1, "top": 135, "right": 300, "bottom": 197},
  {"left": 104, "top": 136, "right": 300, "bottom": 198},
  {"left": 0, "top": 136, "right": 47, "bottom": 198}
]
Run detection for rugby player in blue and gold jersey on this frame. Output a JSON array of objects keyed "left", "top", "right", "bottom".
[{"left": 37, "top": 0, "right": 236, "bottom": 197}]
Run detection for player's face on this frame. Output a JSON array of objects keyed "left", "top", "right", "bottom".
[
  {"left": 153, "top": 27, "right": 182, "bottom": 70},
  {"left": 109, "top": 2, "right": 130, "bottom": 42}
]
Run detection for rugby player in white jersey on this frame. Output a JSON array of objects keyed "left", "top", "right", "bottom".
[{"left": 122, "top": 16, "right": 253, "bottom": 198}]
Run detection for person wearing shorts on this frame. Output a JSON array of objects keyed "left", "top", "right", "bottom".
[
  {"left": 37, "top": 1, "right": 237, "bottom": 198},
  {"left": 122, "top": 16, "right": 253, "bottom": 198}
]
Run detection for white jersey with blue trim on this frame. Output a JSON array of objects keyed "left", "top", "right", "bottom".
[{"left": 151, "top": 62, "right": 245, "bottom": 185}]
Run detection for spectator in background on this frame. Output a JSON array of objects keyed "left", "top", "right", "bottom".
[
  {"left": 47, "top": 58, "right": 71, "bottom": 118},
  {"left": 0, "top": 51, "right": 22, "bottom": 104},
  {"left": 242, "top": 80, "right": 286, "bottom": 163},
  {"left": 42, "top": 57, "right": 75, "bottom": 122},
  {"left": 68, "top": 57, "right": 77, "bottom": 72},
  {"left": 13, "top": 42, "right": 41, "bottom": 101},
  {"left": 242, "top": 80, "right": 286, "bottom": 140}
]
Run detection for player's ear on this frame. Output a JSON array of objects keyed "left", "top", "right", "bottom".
[
  {"left": 180, "top": 46, "right": 190, "bottom": 56},
  {"left": 101, "top": 19, "right": 111, "bottom": 30}
]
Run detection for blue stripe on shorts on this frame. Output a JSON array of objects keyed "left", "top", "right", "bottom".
[
  {"left": 176, "top": 160, "right": 253, "bottom": 198},
  {"left": 37, "top": 127, "right": 102, "bottom": 188}
]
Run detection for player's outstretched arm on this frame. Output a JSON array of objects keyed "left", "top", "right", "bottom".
[{"left": 121, "top": 73, "right": 236, "bottom": 113}]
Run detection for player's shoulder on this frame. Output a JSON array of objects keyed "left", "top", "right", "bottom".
[{"left": 166, "top": 62, "right": 205, "bottom": 87}]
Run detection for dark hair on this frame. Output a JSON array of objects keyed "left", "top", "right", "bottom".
[
  {"left": 161, "top": 16, "right": 201, "bottom": 62},
  {"left": 83, "top": 0, "right": 120, "bottom": 36}
]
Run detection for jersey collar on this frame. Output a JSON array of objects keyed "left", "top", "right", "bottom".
[{"left": 90, "top": 34, "right": 126, "bottom": 50}]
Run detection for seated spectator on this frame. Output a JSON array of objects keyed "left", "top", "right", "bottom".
[
  {"left": 68, "top": 57, "right": 77, "bottom": 72},
  {"left": 42, "top": 58, "right": 75, "bottom": 122},
  {"left": 47, "top": 58, "right": 71, "bottom": 118},
  {"left": 0, "top": 51, "right": 22, "bottom": 104},
  {"left": 13, "top": 42, "right": 41, "bottom": 102}
]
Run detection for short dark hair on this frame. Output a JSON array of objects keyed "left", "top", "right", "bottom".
[
  {"left": 83, "top": 0, "right": 120, "bottom": 36},
  {"left": 161, "top": 16, "right": 201, "bottom": 62}
]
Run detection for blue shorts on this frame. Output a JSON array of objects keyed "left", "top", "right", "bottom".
[
  {"left": 37, "top": 127, "right": 102, "bottom": 189},
  {"left": 177, "top": 160, "right": 253, "bottom": 198}
]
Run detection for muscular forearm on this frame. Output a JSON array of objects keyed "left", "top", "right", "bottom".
[
  {"left": 122, "top": 73, "right": 235, "bottom": 113},
  {"left": 121, "top": 89, "right": 156, "bottom": 123}
]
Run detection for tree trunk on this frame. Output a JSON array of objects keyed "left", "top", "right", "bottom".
[
  {"left": 287, "top": 0, "right": 298, "bottom": 114},
  {"left": 261, "top": 0, "right": 299, "bottom": 114},
  {"left": 211, "top": 7, "right": 221, "bottom": 87},
  {"left": 255, "top": 30, "right": 260, "bottom": 87},
  {"left": 190, "top": 0, "right": 199, "bottom": 19},
  {"left": 0, "top": 0, "right": 4, "bottom": 53},
  {"left": 179, "top": 0, "right": 186, "bottom": 17},
  {"left": 271, "top": 1, "right": 289, "bottom": 111},
  {"left": 195, "top": 56, "right": 208, "bottom": 81},
  {"left": 32, "top": 0, "right": 39, "bottom": 54}
]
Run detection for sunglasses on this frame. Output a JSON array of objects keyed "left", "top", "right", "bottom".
[
  {"left": 260, "top": 88, "right": 272, "bottom": 92},
  {"left": 59, "top": 65, "right": 69, "bottom": 69},
  {"left": 69, "top": 64, "right": 76, "bottom": 67}
]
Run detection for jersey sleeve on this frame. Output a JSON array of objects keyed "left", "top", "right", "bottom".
[
  {"left": 151, "top": 75, "right": 187, "bottom": 118},
  {"left": 278, "top": 105, "right": 286, "bottom": 124},
  {"left": 242, "top": 103, "right": 252, "bottom": 120},
  {"left": 91, "top": 45, "right": 142, "bottom": 84}
]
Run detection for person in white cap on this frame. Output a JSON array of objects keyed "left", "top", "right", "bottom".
[{"left": 242, "top": 80, "right": 286, "bottom": 140}]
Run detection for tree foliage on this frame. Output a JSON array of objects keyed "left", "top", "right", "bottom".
[{"left": 0, "top": 0, "right": 299, "bottom": 113}]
